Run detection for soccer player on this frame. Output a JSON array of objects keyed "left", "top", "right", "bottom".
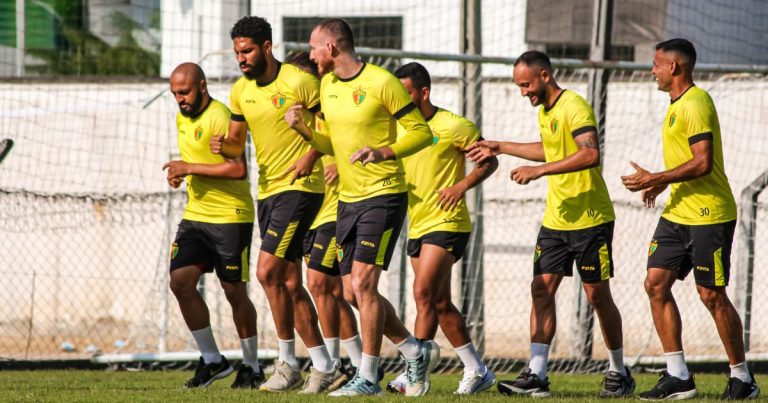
[
  {"left": 384, "top": 62, "right": 497, "bottom": 395},
  {"left": 210, "top": 16, "right": 343, "bottom": 393},
  {"left": 467, "top": 50, "right": 633, "bottom": 398},
  {"left": 287, "top": 51, "right": 365, "bottom": 380},
  {"left": 164, "top": 62, "right": 263, "bottom": 389},
  {"left": 621, "top": 38, "right": 759, "bottom": 400},
  {"left": 285, "top": 18, "right": 439, "bottom": 396}
]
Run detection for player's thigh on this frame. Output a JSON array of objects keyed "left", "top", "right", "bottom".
[
  {"left": 170, "top": 220, "right": 216, "bottom": 277},
  {"left": 353, "top": 193, "right": 407, "bottom": 271},
  {"left": 533, "top": 226, "right": 573, "bottom": 278},
  {"left": 203, "top": 222, "right": 253, "bottom": 283},
  {"left": 647, "top": 217, "right": 692, "bottom": 280},
  {"left": 573, "top": 221, "right": 614, "bottom": 284},
  {"left": 690, "top": 220, "right": 735, "bottom": 287},
  {"left": 258, "top": 191, "right": 323, "bottom": 261},
  {"left": 305, "top": 222, "right": 341, "bottom": 276}
]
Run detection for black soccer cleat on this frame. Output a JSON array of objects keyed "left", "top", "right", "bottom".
[
  {"left": 184, "top": 355, "right": 234, "bottom": 388},
  {"left": 721, "top": 373, "right": 760, "bottom": 400},
  {"left": 638, "top": 370, "right": 697, "bottom": 400},
  {"left": 230, "top": 363, "right": 266, "bottom": 389},
  {"left": 599, "top": 369, "right": 636, "bottom": 398},
  {"left": 497, "top": 367, "right": 551, "bottom": 398}
]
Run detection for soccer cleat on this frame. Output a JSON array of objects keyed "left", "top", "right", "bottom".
[
  {"left": 386, "top": 370, "right": 407, "bottom": 394},
  {"left": 404, "top": 339, "right": 440, "bottom": 396},
  {"left": 184, "top": 356, "right": 234, "bottom": 388},
  {"left": 721, "top": 373, "right": 760, "bottom": 400},
  {"left": 299, "top": 363, "right": 347, "bottom": 394},
  {"left": 599, "top": 369, "right": 636, "bottom": 398},
  {"left": 638, "top": 371, "right": 697, "bottom": 400},
  {"left": 454, "top": 368, "right": 496, "bottom": 395},
  {"left": 328, "top": 372, "right": 383, "bottom": 396},
  {"left": 230, "top": 363, "right": 265, "bottom": 389},
  {"left": 497, "top": 367, "right": 551, "bottom": 398},
  {"left": 259, "top": 360, "right": 303, "bottom": 392}
]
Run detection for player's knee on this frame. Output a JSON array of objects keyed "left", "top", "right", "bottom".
[
  {"left": 530, "top": 282, "right": 554, "bottom": 305},
  {"left": 412, "top": 282, "right": 436, "bottom": 306},
  {"left": 169, "top": 276, "right": 195, "bottom": 297},
  {"left": 343, "top": 287, "right": 358, "bottom": 308},
  {"left": 307, "top": 275, "right": 330, "bottom": 298},
  {"left": 255, "top": 265, "right": 280, "bottom": 287},
  {"left": 584, "top": 285, "right": 611, "bottom": 307},
  {"left": 697, "top": 287, "right": 726, "bottom": 311},
  {"left": 644, "top": 277, "right": 668, "bottom": 299},
  {"left": 435, "top": 296, "right": 453, "bottom": 315}
]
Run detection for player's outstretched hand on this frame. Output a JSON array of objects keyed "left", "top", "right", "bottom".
[
  {"left": 210, "top": 135, "right": 224, "bottom": 154},
  {"left": 465, "top": 140, "right": 500, "bottom": 164},
  {"left": 621, "top": 161, "right": 654, "bottom": 192},
  {"left": 350, "top": 147, "right": 384, "bottom": 166},
  {"left": 510, "top": 165, "right": 542, "bottom": 185},
  {"left": 324, "top": 163, "right": 338, "bottom": 185},
  {"left": 436, "top": 183, "right": 466, "bottom": 211}
]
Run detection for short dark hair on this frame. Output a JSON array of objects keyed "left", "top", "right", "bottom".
[
  {"left": 230, "top": 16, "right": 272, "bottom": 44},
  {"left": 514, "top": 50, "right": 552, "bottom": 70},
  {"left": 656, "top": 38, "right": 697, "bottom": 67},
  {"left": 315, "top": 18, "right": 355, "bottom": 51},
  {"left": 286, "top": 51, "right": 319, "bottom": 77},
  {"left": 394, "top": 62, "right": 431, "bottom": 90}
]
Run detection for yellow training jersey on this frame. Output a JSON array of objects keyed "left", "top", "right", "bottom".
[
  {"left": 399, "top": 108, "right": 478, "bottom": 238},
  {"left": 314, "top": 63, "right": 433, "bottom": 203},
  {"left": 311, "top": 155, "right": 339, "bottom": 229},
  {"left": 538, "top": 90, "right": 615, "bottom": 230},
  {"left": 661, "top": 86, "right": 736, "bottom": 225},
  {"left": 230, "top": 62, "right": 324, "bottom": 199},
  {"left": 176, "top": 99, "right": 254, "bottom": 224}
]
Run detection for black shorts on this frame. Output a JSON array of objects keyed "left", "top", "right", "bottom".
[
  {"left": 257, "top": 191, "right": 324, "bottom": 261},
  {"left": 533, "top": 221, "right": 615, "bottom": 283},
  {"left": 647, "top": 217, "right": 735, "bottom": 286},
  {"left": 407, "top": 231, "right": 471, "bottom": 262},
  {"left": 170, "top": 219, "right": 253, "bottom": 283},
  {"left": 336, "top": 193, "right": 407, "bottom": 276},
  {"left": 303, "top": 222, "right": 340, "bottom": 276}
]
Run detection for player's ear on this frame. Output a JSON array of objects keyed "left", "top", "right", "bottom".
[
  {"left": 422, "top": 86, "right": 430, "bottom": 102},
  {"left": 263, "top": 40, "right": 272, "bottom": 55},
  {"left": 200, "top": 79, "right": 207, "bottom": 94}
]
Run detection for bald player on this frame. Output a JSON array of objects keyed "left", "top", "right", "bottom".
[
  {"left": 285, "top": 18, "right": 438, "bottom": 397},
  {"left": 622, "top": 38, "right": 759, "bottom": 400},
  {"left": 165, "top": 62, "right": 263, "bottom": 389}
]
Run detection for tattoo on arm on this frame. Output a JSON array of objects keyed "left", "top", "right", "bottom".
[{"left": 575, "top": 132, "right": 599, "bottom": 150}]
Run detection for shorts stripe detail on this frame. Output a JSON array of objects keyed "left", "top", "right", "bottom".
[
  {"left": 241, "top": 245, "right": 250, "bottom": 282},
  {"left": 375, "top": 228, "right": 394, "bottom": 266},
  {"left": 714, "top": 247, "right": 725, "bottom": 286},
  {"left": 599, "top": 243, "right": 611, "bottom": 281},
  {"left": 322, "top": 236, "right": 337, "bottom": 268},
  {"left": 275, "top": 221, "right": 299, "bottom": 259}
]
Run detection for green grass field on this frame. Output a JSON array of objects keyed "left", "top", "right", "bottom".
[{"left": 0, "top": 370, "right": 741, "bottom": 402}]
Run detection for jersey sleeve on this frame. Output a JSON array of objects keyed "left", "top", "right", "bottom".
[
  {"left": 229, "top": 78, "right": 245, "bottom": 120},
  {"left": 209, "top": 103, "right": 231, "bottom": 138},
  {"left": 450, "top": 116, "right": 481, "bottom": 149},
  {"left": 381, "top": 73, "right": 432, "bottom": 158},
  {"left": 567, "top": 97, "right": 598, "bottom": 137},
  {"left": 683, "top": 97, "right": 715, "bottom": 145},
  {"left": 294, "top": 70, "right": 321, "bottom": 112}
]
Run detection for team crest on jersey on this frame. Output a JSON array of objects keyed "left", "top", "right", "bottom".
[
  {"left": 549, "top": 118, "right": 559, "bottom": 133},
  {"left": 352, "top": 87, "right": 366, "bottom": 105},
  {"left": 170, "top": 243, "right": 179, "bottom": 259},
  {"left": 669, "top": 112, "right": 676, "bottom": 127},
  {"left": 648, "top": 240, "right": 658, "bottom": 256},
  {"left": 432, "top": 132, "right": 439, "bottom": 145},
  {"left": 533, "top": 244, "right": 542, "bottom": 262},
  {"left": 193, "top": 126, "right": 203, "bottom": 141},
  {"left": 336, "top": 245, "right": 344, "bottom": 262},
  {"left": 271, "top": 91, "right": 286, "bottom": 109}
]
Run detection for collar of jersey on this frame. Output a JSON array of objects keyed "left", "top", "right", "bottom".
[
  {"left": 542, "top": 89, "right": 567, "bottom": 112},
  {"left": 425, "top": 107, "right": 440, "bottom": 122},
  {"left": 187, "top": 97, "right": 213, "bottom": 120},
  {"left": 256, "top": 62, "right": 282, "bottom": 87},
  {"left": 337, "top": 63, "right": 367, "bottom": 82},
  {"left": 670, "top": 85, "right": 695, "bottom": 105}
]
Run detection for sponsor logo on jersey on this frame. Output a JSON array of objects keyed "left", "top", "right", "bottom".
[
  {"left": 353, "top": 87, "right": 366, "bottom": 105},
  {"left": 361, "top": 240, "right": 376, "bottom": 248},
  {"left": 648, "top": 240, "right": 658, "bottom": 256},
  {"left": 669, "top": 112, "right": 676, "bottom": 127},
  {"left": 313, "top": 243, "right": 324, "bottom": 250},
  {"left": 695, "top": 265, "right": 710, "bottom": 272},
  {"left": 170, "top": 243, "right": 179, "bottom": 259},
  {"left": 267, "top": 229, "right": 279, "bottom": 237},
  {"left": 225, "top": 265, "right": 239, "bottom": 271},
  {"left": 194, "top": 126, "right": 203, "bottom": 141},
  {"left": 581, "top": 265, "right": 596, "bottom": 271},
  {"left": 271, "top": 92, "right": 286, "bottom": 109},
  {"left": 550, "top": 118, "right": 559, "bottom": 133}
]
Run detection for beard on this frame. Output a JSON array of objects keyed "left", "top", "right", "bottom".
[
  {"left": 178, "top": 95, "right": 203, "bottom": 118},
  {"left": 529, "top": 87, "right": 547, "bottom": 106},
  {"left": 241, "top": 50, "right": 268, "bottom": 80}
]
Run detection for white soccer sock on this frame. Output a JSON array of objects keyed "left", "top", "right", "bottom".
[
  {"left": 396, "top": 335, "right": 422, "bottom": 360},
  {"left": 608, "top": 347, "right": 627, "bottom": 376},
  {"left": 308, "top": 344, "right": 334, "bottom": 372},
  {"left": 324, "top": 337, "right": 341, "bottom": 365},
  {"left": 342, "top": 335, "right": 363, "bottom": 368},
  {"left": 360, "top": 353, "right": 381, "bottom": 383},
  {"left": 240, "top": 335, "right": 260, "bottom": 371},
  {"left": 455, "top": 342, "right": 486, "bottom": 374},
  {"left": 278, "top": 338, "right": 299, "bottom": 370},
  {"left": 665, "top": 351, "right": 690, "bottom": 380},
  {"left": 529, "top": 343, "right": 550, "bottom": 379},
  {"left": 191, "top": 326, "right": 221, "bottom": 364},
  {"left": 730, "top": 361, "right": 752, "bottom": 383}
]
